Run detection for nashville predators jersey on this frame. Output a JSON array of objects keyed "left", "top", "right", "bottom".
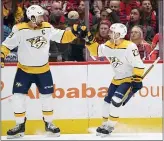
[
  {"left": 1, "top": 22, "right": 76, "bottom": 74},
  {"left": 87, "top": 40, "right": 145, "bottom": 85}
]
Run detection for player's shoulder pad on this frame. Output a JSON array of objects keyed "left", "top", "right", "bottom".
[
  {"left": 125, "top": 40, "right": 138, "bottom": 50},
  {"left": 120, "top": 40, "right": 135, "bottom": 49},
  {"left": 104, "top": 40, "right": 112, "bottom": 48},
  {"left": 15, "top": 22, "right": 30, "bottom": 31},
  {"left": 41, "top": 22, "right": 51, "bottom": 28}
]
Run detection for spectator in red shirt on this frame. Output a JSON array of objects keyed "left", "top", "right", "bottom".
[
  {"left": 65, "top": 0, "right": 80, "bottom": 14},
  {"left": 140, "top": 0, "right": 157, "bottom": 33},
  {"left": 50, "top": 1, "right": 66, "bottom": 29},
  {"left": 130, "top": 26, "right": 152, "bottom": 60},
  {"left": 126, "top": 8, "right": 154, "bottom": 43},
  {"left": 120, "top": 0, "right": 140, "bottom": 24}
]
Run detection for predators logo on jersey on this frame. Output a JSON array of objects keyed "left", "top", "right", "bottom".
[
  {"left": 109, "top": 57, "right": 123, "bottom": 68},
  {"left": 26, "top": 36, "right": 47, "bottom": 49}
]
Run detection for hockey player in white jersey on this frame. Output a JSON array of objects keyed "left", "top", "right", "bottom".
[
  {"left": 86, "top": 23, "right": 145, "bottom": 136},
  {"left": 1, "top": 5, "right": 87, "bottom": 139}
]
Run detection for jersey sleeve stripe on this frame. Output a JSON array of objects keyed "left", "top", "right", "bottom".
[
  {"left": 133, "top": 67, "right": 144, "bottom": 77},
  {"left": 1, "top": 45, "right": 11, "bottom": 58}
]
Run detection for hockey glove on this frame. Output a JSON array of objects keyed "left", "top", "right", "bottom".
[
  {"left": 131, "top": 75, "right": 143, "bottom": 93},
  {"left": 84, "top": 31, "right": 96, "bottom": 45},
  {"left": 72, "top": 24, "right": 88, "bottom": 38},
  {"left": 1, "top": 53, "right": 5, "bottom": 68}
]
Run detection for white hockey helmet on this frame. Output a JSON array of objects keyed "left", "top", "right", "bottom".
[
  {"left": 110, "top": 23, "right": 127, "bottom": 39},
  {"left": 26, "top": 5, "right": 44, "bottom": 23}
]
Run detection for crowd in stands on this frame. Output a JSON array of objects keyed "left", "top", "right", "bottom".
[{"left": 2, "top": 0, "right": 160, "bottom": 62}]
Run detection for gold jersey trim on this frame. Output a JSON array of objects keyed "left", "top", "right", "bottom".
[
  {"left": 60, "top": 30, "right": 77, "bottom": 43},
  {"left": 133, "top": 67, "right": 144, "bottom": 77},
  {"left": 42, "top": 111, "right": 53, "bottom": 116},
  {"left": 14, "top": 112, "right": 26, "bottom": 117},
  {"left": 16, "top": 22, "right": 51, "bottom": 31},
  {"left": 105, "top": 40, "right": 133, "bottom": 49},
  {"left": 112, "top": 77, "right": 132, "bottom": 85},
  {"left": 1, "top": 45, "right": 11, "bottom": 58},
  {"left": 17, "top": 62, "right": 50, "bottom": 74}
]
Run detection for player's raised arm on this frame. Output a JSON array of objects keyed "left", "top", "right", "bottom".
[
  {"left": 1, "top": 25, "right": 21, "bottom": 67},
  {"left": 50, "top": 24, "right": 88, "bottom": 44}
]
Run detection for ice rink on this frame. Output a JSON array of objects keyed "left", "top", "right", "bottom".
[{"left": 1, "top": 133, "right": 162, "bottom": 140}]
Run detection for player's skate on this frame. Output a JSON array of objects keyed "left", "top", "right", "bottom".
[
  {"left": 101, "top": 125, "right": 114, "bottom": 137},
  {"left": 7, "top": 117, "right": 26, "bottom": 139},
  {"left": 96, "top": 122, "right": 114, "bottom": 137},
  {"left": 43, "top": 118, "right": 60, "bottom": 137}
]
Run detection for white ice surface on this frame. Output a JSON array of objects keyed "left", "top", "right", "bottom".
[{"left": 1, "top": 133, "right": 162, "bottom": 140}]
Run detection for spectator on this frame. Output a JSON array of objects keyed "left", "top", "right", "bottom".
[
  {"left": 150, "top": 33, "right": 159, "bottom": 60},
  {"left": 93, "top": 0, "right": 109, "bottom": 18},
  {"left": 126, "top": 8, "right": 154, "bottom": 43},
  {"left": 49, "top": 1, "right": 68, "bottom": 62},
  {"left": 77, "top": 0, "right": 93, "bottom": 28},
  {"left": 95, "top": 20, "right": 111, "bottom": 44},
  {"left": 64, "top": 0, "right": 80, "bottom": 14},
  {"left": 140, "top": 0, "right": 157, "bottom": 33},
  {"left": 50, "top": 1, "right": 66, "bottom": 29},
  {"left": 67, "top": 11, "right": 86, "bottom": 62},
  {"left": 30, "top": 0, "right": 40, "bottom": 5},
  {"left": 108, "top": 0, "right": 122, "bottom": 23},
  {"left": 130, "top": 26, "right": 152, "bottom": 60},
  {"left": 66, "top": 10, "right": 80, "bottom": 28},
  {"left": 93, "top": 20, "right": 111, "bottom": 61},
  {"left": 91, "top": 9, "right": 119, "bottom": 35},
  {"left": 120, "top": 0, "right": 140, "bottom": 24}
]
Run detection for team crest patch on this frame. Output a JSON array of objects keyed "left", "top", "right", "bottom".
[
  {"left": 26, "top": 36, "right": 47, "bottom": 49},
  {"left": 108, "top": 57, "right": 123, "bottom": 68}
]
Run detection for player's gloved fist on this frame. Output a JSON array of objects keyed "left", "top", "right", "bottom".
[
  {"left": 131, "top": 75, "right": 143, "bottom": 93},
  {"left": 84, "top": 31, "right": 96, "bottom": 45},
  {"left": 72, "top": 24, "right": 88, "bottom": 38}
]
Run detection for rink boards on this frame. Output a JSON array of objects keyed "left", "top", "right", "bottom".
[{"left": 1, "top": 62, "right": 163, "bottom": 135}]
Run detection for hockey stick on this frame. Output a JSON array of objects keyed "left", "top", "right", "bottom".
[{"left": 122, "top": 56, "right": 161, "bottom": 103}]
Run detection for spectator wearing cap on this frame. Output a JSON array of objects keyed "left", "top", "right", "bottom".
[
  {"left": 130, "top": 26, "right": 152, "bottom": 60},
  {"left": 126, "top": 8, "right": 154, "bottom": 43},
  {"left": 140, "top": 0, "right": 157, "bottom": 33},
  {"left": 66, "top": 10, "right": 80, "bottom": 29},
  {"left": 66, "top": 10, "right": 86, "bottom": 62}
]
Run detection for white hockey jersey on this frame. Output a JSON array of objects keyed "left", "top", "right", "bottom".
[
  {"left": 87, "top": 40, "right": 145, "bottom": 85},
  {"left": 1, "top": 22, "right": 76, "bottom": 74}
]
